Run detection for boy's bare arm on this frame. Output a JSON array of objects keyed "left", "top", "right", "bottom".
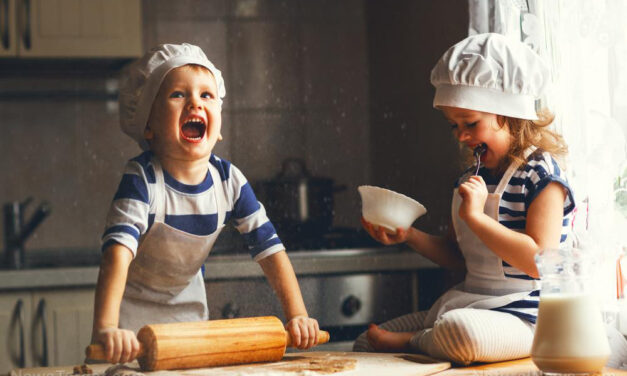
[
  {"left": 258, "top": 250, "right": 320, "bottom": 349},
  {"left": 258, "top": 250, "right": 308, "bottom": 319},
  {"left": 92, "top": 243, "right": 134, "bottom": 336}
]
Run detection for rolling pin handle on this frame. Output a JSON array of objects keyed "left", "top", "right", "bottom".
[
  {"left": 284, "top": 330, "right": 330, "bottom": 347},
  {"left": 85, "top": 344, "right": 145, "bottom": 361}
]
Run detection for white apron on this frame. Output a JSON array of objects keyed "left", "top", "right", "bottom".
[
  {"left": 423, "top": 149, "right": 539, "bottom": 328},
  {"left": 119, "top": 158, "right": 226, "bottom": 333}
]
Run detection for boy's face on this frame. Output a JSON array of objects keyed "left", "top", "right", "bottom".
[{"left": 145, "top": 65, "right": 222, "bottom": 162}]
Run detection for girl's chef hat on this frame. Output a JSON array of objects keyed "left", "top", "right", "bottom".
[
  {"left": 430, "top": 33, "right": 549, "bottom": 120},
  {"left": 119, "top": 43, "right": 226, "bottom": 150}
]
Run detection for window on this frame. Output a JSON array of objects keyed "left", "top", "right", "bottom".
[{"left": 469, "top": 0, "right": 627, "bottom": 308}]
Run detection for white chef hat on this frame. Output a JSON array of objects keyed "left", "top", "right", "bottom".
[
  {"left": 119, "top": 43, "right": 226, "bottom": 150},
  {"left": 430, "top": 33, "right": 549, "bottom": 120}
]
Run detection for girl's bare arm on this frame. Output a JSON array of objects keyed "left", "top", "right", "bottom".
[
  {"left": 362, "top": 218, "right": 465, "bottom": 271},
  {"left": 462, "top": 182, "right": 566, "bottom": 278}
]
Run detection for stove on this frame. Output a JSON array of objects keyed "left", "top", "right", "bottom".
[
  {"left": 212, "top": 226, "right": 379, "bottom": 254},
  {"left": 205, "top": 262, "right": 418, "bottom": 350},
  {"left": 208, "top": 226, "right": 424, "bottom": 351},
  {"left": 276, "top": 226, "right": 380, "bottom": 251}
]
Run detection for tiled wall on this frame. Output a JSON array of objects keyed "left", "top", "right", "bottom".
[
  {"left": 0, "top": 0, "right": 370, "bottom": 251},
  {"left": 367, "top": 1, "right": 468, "bottom": 235}
]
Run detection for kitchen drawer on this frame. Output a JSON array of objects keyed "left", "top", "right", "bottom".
[{"left": 0, "top": 288, "right": 94, "bottom": 374}]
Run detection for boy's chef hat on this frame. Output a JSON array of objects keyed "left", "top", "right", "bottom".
[
  {"left": 430, "top": 33, "right": 549, "bottom": 120},
  {"left": 119, "top": 43, "right": 226, "bottom": 150}
]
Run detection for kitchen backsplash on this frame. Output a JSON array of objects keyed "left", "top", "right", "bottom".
[
  {"left": 0, "top": 0, "right": 469, "bottom": 253},
  {"left": 0, "top": 0, "right": 371, "bottom": 251}
]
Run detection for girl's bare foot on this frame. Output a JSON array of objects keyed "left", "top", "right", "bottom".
[{"left": 366, "top": 324, "right": 413, "bottom": 352}]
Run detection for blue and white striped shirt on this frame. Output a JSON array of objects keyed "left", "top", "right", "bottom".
[
  {"left": 455, "top": 148, "right": 575, "bottom": 250},
  {"left": 102, "top": 151, "right": 284, "bottom": 261},
  {"left": 455, "top": 149, "right": 575, "bottom": 323}
]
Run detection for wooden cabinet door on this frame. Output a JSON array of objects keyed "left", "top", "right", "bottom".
[
  {"left": 0, "top": 292, "right": 33, "bottom": 374},
  {"left": 31, "top": 288, "right": 95, "bottom": 367},
  {"left": 18, "top": 0, "right": 141, "bottom": 57}
]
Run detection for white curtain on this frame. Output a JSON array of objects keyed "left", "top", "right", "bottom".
[{"left": 469, "top": 0, "right": 627, "bottom": 313}]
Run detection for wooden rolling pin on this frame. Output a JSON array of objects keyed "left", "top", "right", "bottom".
[{"left": 86, "top": 316, "right": 330, "bottom": 371}]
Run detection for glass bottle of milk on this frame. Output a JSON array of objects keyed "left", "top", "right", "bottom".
[{"left": 531, "top": 247, "right": 611, "bottom": 374}]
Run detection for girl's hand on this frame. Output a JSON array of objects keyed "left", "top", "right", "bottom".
[
  {"left": 286, "top": 315, "right": 320, "bottom": 350},
  {"left": 361, "top": 217, "right": 408, "bottom": 245},
  {"left": 458, "top": 175, "right": 488, "bottom": 222},
  {"left": 93, "top": 327, "right": 141, "bottom": 364}
]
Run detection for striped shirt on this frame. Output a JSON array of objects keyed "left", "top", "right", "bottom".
[
  {"left": 102, "top": 151, "right": 284, "bottom": 261},
  {"left": 455, "top": 149, "right": 575, "bottom": 323}
]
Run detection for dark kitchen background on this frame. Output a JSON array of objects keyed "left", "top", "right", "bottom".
[
  {"left": 0, "top": 0, "right": 473, "bottom": 367},
  {"left": 0, "top": 0, "right": 467, "bottom": 252}
]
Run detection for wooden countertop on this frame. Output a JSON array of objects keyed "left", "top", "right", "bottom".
[
  {"left": 11, "top": 353, "right": 626, "bottom": 376},
  {"left": 439, "top": 357, "right": 627, "bottom": 375}
]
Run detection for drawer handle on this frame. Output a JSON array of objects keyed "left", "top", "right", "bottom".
[
  {"left": 10, "top": 299, "right": 26, "bottom": 368},
  {"left": 18, "top": 0, "right": 29, "bottom": 50},
  {"left": 34, "top": 298, "right": 48, "bottom": 367},
  {"left": 1, "top": 0, "right": 9, "bottom": 50}
]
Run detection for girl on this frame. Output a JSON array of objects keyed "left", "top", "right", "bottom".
[{"left": 354, "top": 33, "right": 575, "bottom": 365}]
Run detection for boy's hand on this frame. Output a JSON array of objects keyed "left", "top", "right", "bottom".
[
  {"left": 458, "top": 175, "right": 488, "bottom": 222},
  {"left": 93, "top": 327, "right": 141, "bottom": 364},
  {"left": 361, "top": 217, "right": 408, "bottom": 245},
  {"left": 285, "top": 316, "right": 320, "bottom": 350}
]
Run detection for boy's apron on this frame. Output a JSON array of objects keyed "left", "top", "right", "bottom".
[
  {"left": 423, "top": 148, "right": 540, "bottom": 328},
  {"left": 119, "top": 158, "right": 226, "bottom": 333}
]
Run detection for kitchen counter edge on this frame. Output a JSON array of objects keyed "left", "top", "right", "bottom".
[{"left": 0, "top": 247, "right": 439, "bottom": 291}]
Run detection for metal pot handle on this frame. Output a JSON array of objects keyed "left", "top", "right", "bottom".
[{"left": 278, "top": 158, "right": 310, "bottom": 179}]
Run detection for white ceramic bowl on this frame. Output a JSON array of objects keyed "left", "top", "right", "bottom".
[{"left": 358, "top": 185, "right": 427, "bottom": 232}]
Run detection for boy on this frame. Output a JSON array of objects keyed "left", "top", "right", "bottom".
[{"left": 92, "top": 43, "right": 319, "bottom": 364}]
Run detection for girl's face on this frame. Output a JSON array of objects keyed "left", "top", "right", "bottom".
[
  {"left": 145, "top": 65, "right": 222, "bottom": 162},
  {"left": 441, "top": 106, "right": 511, "bottom": 171}
]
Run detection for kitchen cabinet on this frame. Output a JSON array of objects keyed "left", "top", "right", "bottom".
[
  {"left": 0, "top": 288, "right": 95, "bottom": 374},
  {"left": 0, "top": 0, "right": 141, "bottom": 57},
  {"left": 32, "top": 289, "right": 95, "bottom": 368}
]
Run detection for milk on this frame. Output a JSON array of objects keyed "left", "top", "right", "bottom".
[{"left": 531, "top": 293, "right": 611, "bottom": 374}]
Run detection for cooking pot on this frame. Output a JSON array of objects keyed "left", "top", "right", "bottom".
[{"left": 256, "top": 159, "right": 346, "bottom": 236}]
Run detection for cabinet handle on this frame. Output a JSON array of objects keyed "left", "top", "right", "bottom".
[
  {"left": 1, "top": 0, "right": 9, "bottom": 50},
  {"left": 34, "top": 298, "right": 48, "bottom": 367},
  {"left": 10, "top": 299, "right": 26, "bottom": 368},
  {"left": 18, "top": 0, "right": 29, "bottom": 50}
]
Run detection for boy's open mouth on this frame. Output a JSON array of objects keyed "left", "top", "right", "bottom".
[{"left": 180, "top": 117, "right": 206, "bottom": 143}]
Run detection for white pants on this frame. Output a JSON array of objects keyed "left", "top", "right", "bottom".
[{"left": 353, "top": 308, "right": 534, "bottom": 365}]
